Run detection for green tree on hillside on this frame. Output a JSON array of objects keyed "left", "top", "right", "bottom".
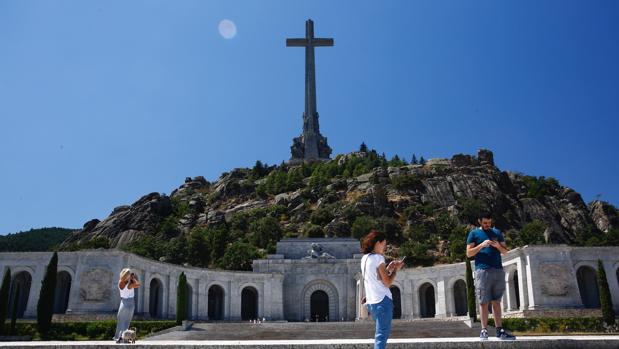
[
  {"left": 219, "top": 242, "right": 262, "bottom": 271},
  {"left": 411, "top": 154, "right": 418, "bottom": 165},
  {"left": 249, "top": 217, "right": 282, "bottom": 250},
  {"left": 351, "top": 216, "right": 378, "bottom": 240}
]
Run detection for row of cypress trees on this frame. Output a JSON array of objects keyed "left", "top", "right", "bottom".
[
  {"left": 465, "top": 258, "right": 615, "bottom": 326},
  {"left": 0, "top": 252, "right": 58, "bottom": 337},
  {"left": 0, "top": 253, "right": 193, "bottom": 337}
]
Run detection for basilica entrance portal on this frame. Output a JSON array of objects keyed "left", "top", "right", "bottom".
[{"left": 310, "top": 290, "right": 329, "bottom": 322}]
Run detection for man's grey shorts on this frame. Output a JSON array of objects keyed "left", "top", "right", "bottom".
[{"left": 474, "top": 268, "right": 506, "bottom": 304}]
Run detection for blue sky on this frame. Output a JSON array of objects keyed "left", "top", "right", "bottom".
[{"left": 1, "top": 0, "right": 618, "bottom": 234}]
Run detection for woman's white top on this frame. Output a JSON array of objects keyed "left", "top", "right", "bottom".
[
  {"left": 361, "top": 253, "right": 392, "bottom": 304},
  {"left": 119, "top": 282, "right": 134, "bottom": 299}
]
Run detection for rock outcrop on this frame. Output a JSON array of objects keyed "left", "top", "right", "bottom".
[{"left": 62, "top": 149, "right": 614, "bottom": 255}]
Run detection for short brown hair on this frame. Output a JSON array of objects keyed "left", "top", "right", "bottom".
[{"left": 360, "top": 230, "right": 386, "bottom": 254}]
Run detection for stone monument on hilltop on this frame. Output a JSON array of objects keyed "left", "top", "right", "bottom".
[{"left": 287, "top": 19, "right": 333, "bottom": 162}]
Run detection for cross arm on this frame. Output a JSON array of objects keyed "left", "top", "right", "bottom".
[
  {"left": 286, "top": 38, "right": 334, "bottom": 47},
  {"left": 286, "top": 38, "right": 308, "bottom": 47},
  {"left": 312, "top": 38, "right": 334, "bottom": 46}
]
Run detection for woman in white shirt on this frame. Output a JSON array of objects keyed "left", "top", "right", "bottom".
[
  {"left": 113, "top": 268, "right": 141, "bottom": 343},
  {"left": 361, "top": 230, "right": 404, "bottom": 349}
]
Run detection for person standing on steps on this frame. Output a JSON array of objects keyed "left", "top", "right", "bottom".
[
  {"left": 361, "top": 230, "right": 405, "bottom": 349},
  {"left": 466, "top": 211, "right": 516, "bottom": 341},
  {"left": 113, "top": 268, "right": 141, "bottom": 343}
]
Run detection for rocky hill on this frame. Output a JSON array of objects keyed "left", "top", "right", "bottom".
[{"left": 60, "top": 149, "right": 618, "bottom": 269}]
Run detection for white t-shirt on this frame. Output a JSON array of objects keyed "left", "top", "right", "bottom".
[
  {"left": 361, "top": 253, "right": 392, "bottom": 304},
  {"left": 119, "top": 282, "right": 134, "bottom": 299}
]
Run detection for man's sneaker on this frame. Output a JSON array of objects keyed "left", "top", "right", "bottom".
[
  {"left": 479, "top": 328, "right": 489, "bottom": 341},
  {"left": 497, "top": 328, "right": 516, "bottom": 340}
]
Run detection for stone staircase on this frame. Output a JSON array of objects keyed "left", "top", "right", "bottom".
[
  {"left": 147, "top": 319, "right": 480, "bottom": 341},
  {"left": 0, "top": 321, "right": 617, "bottom": 348}
]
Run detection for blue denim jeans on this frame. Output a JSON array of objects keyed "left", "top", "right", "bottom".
[{"left": 367, "top": 296, "right": 393, "bottom": 349}]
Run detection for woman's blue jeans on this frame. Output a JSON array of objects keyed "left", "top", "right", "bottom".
[{"left": 367, "top": 296, "right": 393, "bottom": 349}]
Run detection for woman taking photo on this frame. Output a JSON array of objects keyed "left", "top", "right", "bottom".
[
  {"left": 113, "top": 268, "right": 140, "bottom": 343},
  {"left": 361, "top": 230, "right": 404, "bottom": 349}
]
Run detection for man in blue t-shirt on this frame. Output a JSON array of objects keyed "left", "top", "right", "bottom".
[{"left": 466, "top": 212, "right": 516, "bottom": 341}]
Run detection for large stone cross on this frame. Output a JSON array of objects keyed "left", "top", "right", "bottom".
[{"left": 287, "top": 19, "right": 333, "bottom": 162}]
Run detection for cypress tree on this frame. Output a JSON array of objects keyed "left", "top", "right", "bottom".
[
  {"left": 37, "top": 252, "right": 58, "bottom": 337},
  {"left": 465, "top": 258, "right": 477, "bottom": 321},
  {"left": 0, "top": 268, "right": 11, "bottom": 335},
  {"left": 176, "top": 272, "right": 187, "bottom": 325},
  {"left": 10, "top": 285, "right": 19, "bottom": 335},
  {"left": 597, "top": 259, "right": 615, "bottom": 325}
]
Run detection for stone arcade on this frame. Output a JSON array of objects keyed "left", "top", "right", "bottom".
[{"left": 1, "top": 240, "right": 618, "bottom": 321}]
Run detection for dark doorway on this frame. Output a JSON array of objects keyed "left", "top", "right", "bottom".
[
  {"left": 390, "top": 286, "right": 402, "bottom": 319},
  {"left": 9, "top": 271, "right": 32, "bottom": 318},
  {"left": 577, "top": 266, "right": 600, "bottom": 308},
  {"left": 419, "top": 283, "right": 436, "bottom": 318},
  {"left": 513, "top": 271, "right": 520, "bottom": 310},
  {"left": 310, "top": 290, "right": 329, "bottom": 322},
  {"left": 453, "top": 279, "right": 467, "bottom": 316},
  {"left": 53, "top": 271, "right": 71, "bottom": 314},
  {"left": 208, "top": 285, "right": 225, "bottom": 320},
  {"left": 149, "top": 278, "right": 163, "bottom": 318},
  {"left": 241, "top": 287, "right": 258, "bottom": 321}
]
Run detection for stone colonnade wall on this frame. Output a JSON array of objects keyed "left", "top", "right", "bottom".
[
  {"left": 1, "top": 245, "right": 618, "bottom": 321},
  {"left": 0, "top": 250, "right": 284, "bottom": 320}
]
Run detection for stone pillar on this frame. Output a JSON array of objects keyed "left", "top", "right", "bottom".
[
  {"left": 411, "top": 280, "right": 420, "bottom": 319},
  {"left": 143, "top": 271, "right": 152, "bottom": 318},
  {"left": 24, "top": 263, "right": 43, "bottom": 318},
  {"left": 191, "top": 278, "right": 200, "bottom": 320},
  {"left": 503, "top": 271, "right": 513, "bottom": 312},
  {"left": 137, "top": 269, "right": 146, "bottom": 314},
  {"left": 198, "top": 276, "right": 208, "bottom": 320},
  {"left": 163, "top": 273, "right": 180, "bottom": 319},
  {"left": 230, "top": 280, "right": 240, "bottom": 321},
  {"left": 525, "top": 255, "right": 537, "bottom": 309},
  {"left": 436, "top": 278, "right": 447, "bottom": 318},
  {"left": 266, "top": 273, "right": 284, "bottom": 320},
  {"left": 517, "top": 257, "right": 528, "bottom": 310},
  {"left": 445, "top": 280, "right": 455, "bottom": 317},
  {"left": 226, "top": 280, "right": 232, "bottom": 320},
  {"left": 401, "top": 279, "right": 413, "bottom": 320},
  {"left": 163, "top": 274, "right": 171, "bottom": 319},
  {"left": 68, "top": 255, "right": 86, "bottom": 314}
]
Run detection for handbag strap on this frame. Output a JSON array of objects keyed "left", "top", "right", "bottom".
[{"left": 362, "top": 253, "right": 373, "bottom": 281}]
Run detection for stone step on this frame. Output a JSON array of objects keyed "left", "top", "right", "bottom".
[{"left": 148, "top": 320, "right": 479, "bottom": 340}]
